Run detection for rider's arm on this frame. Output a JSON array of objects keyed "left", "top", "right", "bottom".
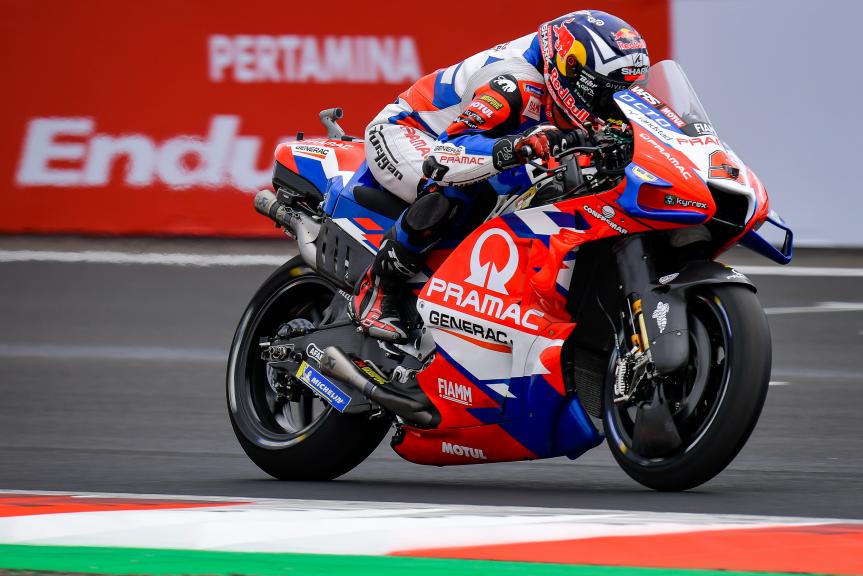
[{"left": 422, "top": 74, "right": 552, "bottom": 186}]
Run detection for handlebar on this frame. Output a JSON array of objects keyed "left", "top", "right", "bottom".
[
  {"left": 510, "top": 126, "right": 632, "bottom": 204},
  {"left": 516, "top": 131, "right": 593, "bottom": 163}
]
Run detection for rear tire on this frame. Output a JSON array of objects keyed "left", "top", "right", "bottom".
[
  {"left": 227, "top": 257, "right": 390, "bottom": 480},
  {"left": 603, "top": 284, "right": 771, "bottom": 491}
]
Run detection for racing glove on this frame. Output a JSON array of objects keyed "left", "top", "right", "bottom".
[{"left": 492, "top": 125, "right": 582, "bottom": 171}]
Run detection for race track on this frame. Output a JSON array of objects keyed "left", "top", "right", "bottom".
[{"left": 1, "top": 238, "right": 862, "bottom": 519}]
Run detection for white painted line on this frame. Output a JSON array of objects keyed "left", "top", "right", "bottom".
[
  {"left": 771, "top": 367, "right": 861, "bottom": 380},
  {"left": 0, "top": 250, "right": 289, "bottom": 267},
  {"left": 0, "top": 249, "right": 860, "bottom": 277},
  {"left": 0, "top": 344, "right": 224, "bottom": 362},
  {"left": 0, "top": 490, "right": 852, "bottom": 555},
  {"left": 768, "top": 381, "right": 790, "bottom": 386},
  {"left": 735, "top": 265, "right": 863, "bottom": 277},
  {"left": 764, "top": 301, "right": 863, "bottom": 315}
]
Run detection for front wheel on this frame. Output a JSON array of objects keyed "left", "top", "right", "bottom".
[
  {"left": 603, "top": 284, "right": 771, "bottom": 491},
  {"left": 227, "top": 257, "right": 390, "bottom": 481}
]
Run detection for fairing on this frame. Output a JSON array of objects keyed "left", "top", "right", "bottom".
[
  {"left": 275, "top": 139, "right": 398, "bottom": 250},
  {"left": 613, "top": 60, "right": 785, "bottom": 256},
  {"left": 269, "top": 60, "right": 789, "bottom": 467}
]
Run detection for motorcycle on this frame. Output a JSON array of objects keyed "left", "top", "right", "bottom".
[{"left": 227, "top": 60, "right": 793, "bottom": 491}]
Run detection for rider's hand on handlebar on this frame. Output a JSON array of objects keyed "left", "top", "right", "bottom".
[
  {"left": 491, "top": 126, "right": 587, "bottom": 172},
  {"left": 514, "top": 125, "right": 565, "bottom": 163}
]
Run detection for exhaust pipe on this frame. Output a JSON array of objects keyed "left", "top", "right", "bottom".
[
  {"left": 319, "top": 346, "right": 437, "bottom": 428},
  {"left": 254, "top": 190, "right": 320, "bottom": 267}
]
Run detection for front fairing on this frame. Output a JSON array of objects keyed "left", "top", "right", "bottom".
[{"left": 612, "top": 60, "right": 786, "bottom": 258}]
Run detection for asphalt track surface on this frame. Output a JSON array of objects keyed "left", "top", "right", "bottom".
[{"left": 1, "top": 237, "right": 862, "bottom": 519}]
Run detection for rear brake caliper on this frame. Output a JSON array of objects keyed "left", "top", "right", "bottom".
[
  {"left": 260, "top": 318, "right": 318, "bottom": 397},
  {"left": 260, "top": 318, "right": 316, "bottom": 362}
]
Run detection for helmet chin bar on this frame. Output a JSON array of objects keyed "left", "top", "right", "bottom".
[
  {"left": 572, "top": 67, "right": 629, "bottom": 113},
  {"left": 546, "top": 68, "right": 593, "bottom": 127},
  {"left": 550, "top": 105, "right": 578, "bottom": 130}
]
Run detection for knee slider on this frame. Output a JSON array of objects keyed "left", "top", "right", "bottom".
[{"left": 401, "top": 192, "right": 461, "bottom": 245}]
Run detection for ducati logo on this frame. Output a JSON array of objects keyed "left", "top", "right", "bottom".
[{"left": 465, "top": 229, "right": 518, "bottom": 294}]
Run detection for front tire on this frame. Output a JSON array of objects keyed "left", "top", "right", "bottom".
[
  {"left": 227, "top": 257, "right": 390, "bottom": 480},
  {"left": 603, "top": 284, "right": 771, "bottom": 491}
]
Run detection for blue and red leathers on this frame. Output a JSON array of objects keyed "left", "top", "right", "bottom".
[
  {"left": 364, "top": 32, "right": 554, "bottom": 245},
  {"left": 353, "top": 32, "right": 570, "bottom": 342},
  {"left": 353, "top": 9, "right": 650, "bottom": 338}
]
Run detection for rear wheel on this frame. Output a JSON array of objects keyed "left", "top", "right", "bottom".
[
  {"left": 603, "top": 284, "right": 771, "bottom": 491},
  {"left": 227, "top": 257, "right": 390, "bottom": 480}
]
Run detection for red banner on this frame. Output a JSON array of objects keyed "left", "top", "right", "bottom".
[{"left": 0, "top": 1, "right": 669, "bottom": 237}]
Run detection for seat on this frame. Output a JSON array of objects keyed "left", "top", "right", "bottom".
[{"left": 353, "top": 185, "right": 410, "bottom": 220}]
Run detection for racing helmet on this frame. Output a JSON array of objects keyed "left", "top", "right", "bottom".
[{"left": 539, "top": 10, "right": 650, "bottom": 126}]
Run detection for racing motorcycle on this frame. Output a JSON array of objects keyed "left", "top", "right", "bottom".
[{"left": 227, "top": 60, "right": 793, "bottom": 491}]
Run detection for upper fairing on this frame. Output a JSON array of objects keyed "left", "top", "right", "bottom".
[{"left": 613, "top": 61, "right": 764, "bottom": 225}]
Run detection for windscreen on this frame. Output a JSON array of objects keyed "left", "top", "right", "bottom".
[{"left": 637, "top": 60, "right": 714, "bottom": 136}]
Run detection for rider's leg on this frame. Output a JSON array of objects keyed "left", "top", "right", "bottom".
[
  {"left": 352, "top": 188, "right": 467, "bottom": 341},
  {"left": 355, "top": 121, "right": 460, "bottom": 342},
  {"left": 364, "top": 123, "right": 432, "bottom": 203}
]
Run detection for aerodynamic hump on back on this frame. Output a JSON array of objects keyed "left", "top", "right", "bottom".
[{"left": 274, "top": 138, "right": 366, "bottom": 197}]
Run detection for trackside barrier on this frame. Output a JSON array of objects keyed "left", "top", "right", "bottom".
[{"left": 1, "top": 0, "right": 669, "bottom": 237}]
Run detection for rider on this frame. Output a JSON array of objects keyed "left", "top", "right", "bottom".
[{"left": 351, "top": 10, "right": 650, "bottom": 342}]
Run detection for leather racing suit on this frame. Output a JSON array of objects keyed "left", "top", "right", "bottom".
[
  {"left": 354, "top": 32, "right": 565, "bottom": 342},
  {"left": 365, "top": 32, "right": 553, "bottom": 216}
]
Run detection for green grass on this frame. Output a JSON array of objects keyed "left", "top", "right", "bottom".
[{"left": 0, "top": 544, "right": 810, "bottom": 576}]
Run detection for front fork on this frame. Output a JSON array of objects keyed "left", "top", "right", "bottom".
[{"left": 614, "top": 236, "right": 690, "bottom": 377}]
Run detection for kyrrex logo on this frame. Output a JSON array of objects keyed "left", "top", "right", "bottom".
[{"left": 465, "top": 228, "right": 518, "bottom": 294}]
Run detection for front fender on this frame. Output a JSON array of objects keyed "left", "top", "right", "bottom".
[{"left": 644, "top": 261, "right": 755, "bottom": 375}]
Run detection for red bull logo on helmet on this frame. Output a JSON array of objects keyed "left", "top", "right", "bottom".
[
  {"left": 614, "top": 28, "right": 646, "bottom": 51},
  {"left": 548, "top": 68, "right": 591, "bottom": 125},
  {"left": 552, "top": 18, "right": 576, "bottom": 55}
]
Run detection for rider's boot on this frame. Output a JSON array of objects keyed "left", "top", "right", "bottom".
[{"left": 350, "top": 236, "right": 424, "bottom": 343}]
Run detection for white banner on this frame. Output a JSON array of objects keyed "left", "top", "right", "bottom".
[{"left": 674, "top": 0, "right": 863, "bottom": 247}]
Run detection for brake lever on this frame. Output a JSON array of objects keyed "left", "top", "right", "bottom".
[
  {"left": 527, "top": 160, "right": 567, "bottom": 176},
  {"left": 527, "top": 145, "right": 604, "bottom": 178},
  {"left": 553, "top": 145, "right": 601, "bottom": 162},
  {"left": 518, "top": 144, "right": 565, "bottom": 175}
]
